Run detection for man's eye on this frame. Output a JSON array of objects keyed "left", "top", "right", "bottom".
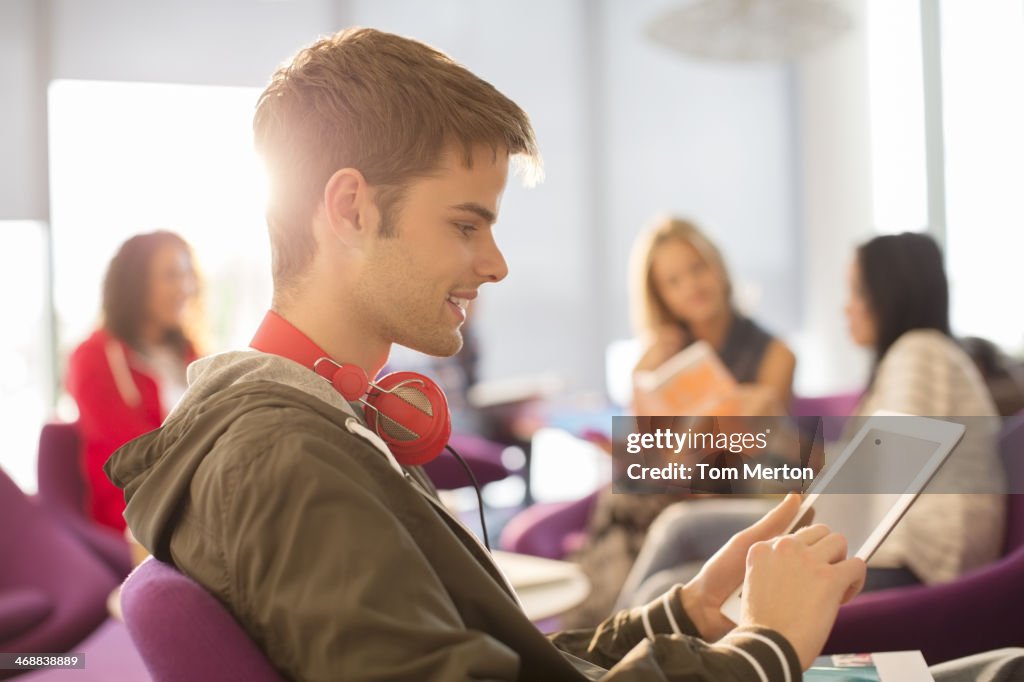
[{"left": 454, "top": 222, "right": 477, "bottom": 235}]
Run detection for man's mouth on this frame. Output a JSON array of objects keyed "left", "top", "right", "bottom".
[{"left": 446, "top": 294, "right": 469, "bottom": 311}]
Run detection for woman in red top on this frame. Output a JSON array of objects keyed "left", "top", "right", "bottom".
[{"left": 66, "top": 231, "right": 203, "bottom": 531}]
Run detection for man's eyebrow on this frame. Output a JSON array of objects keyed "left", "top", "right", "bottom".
[{"left": 449, "top": 202, "right": 497, "bottom": 224}]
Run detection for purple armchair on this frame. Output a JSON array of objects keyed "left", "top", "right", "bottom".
[
  {"left": 792, "top": 390, "right": 862, "bottom": 442},
  {"left": 36, "top": 422, "right": 133, "bottom": 578},
  {"left": 0, "top": 467, "right": 119, "bottom": 679},
  {"left": 499, "top": 490, "right": 600, "bottom": 560},
  {"left": 121, "top": 558, "right": 285, "bottom": 682},
  {"left": 824, "top": 413, "right": 1024, "bottom": 664},
  {"left": 423, "top": 432, "right": 512, "bottom": 490}
]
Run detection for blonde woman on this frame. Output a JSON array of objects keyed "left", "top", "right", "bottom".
[
  {"left": 565, "top": 216, "right": 796, "bottom": 628},
  {"left": 631, "top": 216, "right": 795, "bottom": 413}
]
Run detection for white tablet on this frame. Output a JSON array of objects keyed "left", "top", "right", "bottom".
[{"left": 719, "top": 412, "right": 965, "bottom": 623}]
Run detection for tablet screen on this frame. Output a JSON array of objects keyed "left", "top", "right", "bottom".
[
  {"left": 795, "top": 428, "right": 944, "bottom": 556},
  {"left": 816, "top": 428, "right": 941, "bottom": 494},
  {"left": 721, "top": 416, "right": 960, "bottom": 622},
  {"left": 790, "top": 494, "right": 903, "bottom": 557}
]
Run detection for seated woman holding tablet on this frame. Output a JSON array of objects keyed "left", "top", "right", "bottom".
[{"left": 618, "top": 231, "right": 1006, "bottom": 609}]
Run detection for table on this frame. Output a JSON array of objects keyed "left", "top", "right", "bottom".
[{"left": 492, "top": 550, "right": 590, "bottom": 622}]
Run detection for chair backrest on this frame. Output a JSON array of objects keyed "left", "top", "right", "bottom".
[
  {"left": 0, "top": 466, "right": 116, "bottom": 654},
  {"left": 121, "top": 558, "right": 285, "bottom": 682},
  {"left": 999, "top": 412, "right": 1024, "bottom": 552},
  {"left": 37, "top": 422, "right": 86, "bottom": 516},
  {"left": 792, "top": 391, "right": 862, "bottom": 442},
  {"left": 423, "top": 432, "right": 510, "bottom": 489},
  {"left": 35, "top": 422, "right": 133, "bottom": 579}
]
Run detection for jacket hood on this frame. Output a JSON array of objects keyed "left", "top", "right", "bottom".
[{"left": 104, "top": 350, "right": 360, "bottom": 559}]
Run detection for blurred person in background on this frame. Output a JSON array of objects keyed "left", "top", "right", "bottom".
[
  {"left": 618, "top": 231, "right": 1007, "bottom": 612},
  {"left": 564, "top": 215, "right": 796, "bottom": 627},
  {"left": 959, "top": 335, "right": 1024, "bottom": 417},
  {"left": 631, "top": 215, "right": 795, "bottom": 409},
  {"left": 843, "top": 232, "right": 1005, "bottom": 587},
  {"left": 66, "top": 230, "right": 203, "bottom": 531}
]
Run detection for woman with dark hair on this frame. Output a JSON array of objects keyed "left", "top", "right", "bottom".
[
  {"left": 66, "top": 231, "right": 203, "bottom": 531},
  {"left": 850, "top": 231, "right": 950, "bottom": 362},
  {"left": 845, "top": 232, "right": 1005, "bottom": 586}
]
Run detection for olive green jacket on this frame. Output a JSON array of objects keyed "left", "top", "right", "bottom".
[{"left": 106, "top": 351, "right": 799, "bottom": 681}]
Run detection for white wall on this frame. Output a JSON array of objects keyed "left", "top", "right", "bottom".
[
  {"left": 0, "top": 0, "right": 48, "bottom": 220},
  {"left": 792, "top": 0, "right": 872, "bottom": 394},
  {"left": 47, "top": 0, "right": 337, "bottom": 86},
  {"left": 597, "top": 0, "right": 801, "bottom": 345}
]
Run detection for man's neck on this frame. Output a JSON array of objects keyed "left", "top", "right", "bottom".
[{"left": 271, "top": 302, "right": 389, "bottom": 378}]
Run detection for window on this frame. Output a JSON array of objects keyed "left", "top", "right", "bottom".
[
  {"left": 48, "top": 80, "right": 272, "bottom": 365},
  {"left": 940, "top": 1, "right": 1024, "bottom": 350},
  {"left": 867, "top": 0, "right": 1024, "bottom": 352},
  {"left": 866, "top": 0, "right": 928, "bottom": 235},
  {"left": 0, "top": 221, "right": 52, "bottom": 491}
]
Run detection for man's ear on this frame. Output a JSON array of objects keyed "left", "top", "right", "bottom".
[{"left": 323, "top": 168, "right": 374, "bottom": 248}]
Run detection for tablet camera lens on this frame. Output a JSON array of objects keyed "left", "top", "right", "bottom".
[{"left": 874, "top": 438, "right": 881, "bottom": 445}]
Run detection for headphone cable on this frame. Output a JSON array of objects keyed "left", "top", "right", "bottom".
[{"left": 444, "top": 444, "right": 491, "bottom": 551}]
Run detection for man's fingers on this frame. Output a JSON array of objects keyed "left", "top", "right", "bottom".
[
  {"left": 740, "top": 493, "right": 801, "bottom": 542},
  {"left": 792, "top": 523, "right": 830, "bottom": 547},
  {"left": 807, "top": 531, "right": 849, "bottom": 564},
  {"left": 833, "top": 558, "right": 867, "bottom": 603}
]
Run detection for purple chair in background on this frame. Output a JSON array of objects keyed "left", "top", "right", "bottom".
[
  {"left": 824, "top": 413, "right": 1024, "bottom": 664},
  {"left": 0, "top": 467, "right": 119, "bottom": 679},
  {"left": 423, "top": 432, "right": 512, "bottom": 490},
  {"left": 121, "top": 558, "right": 285, "bottom": 682},
  {"left": 36, "top": 422, "right": 133, "bottom": 578},
  {"left": 792, "top": 390, "right": 862, "bottom": 442},
  {"left": 500, "top": 490, "right": 600, "bottom": 560}
]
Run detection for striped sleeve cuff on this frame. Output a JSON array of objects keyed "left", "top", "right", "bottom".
[
  {"left": 631, "top": 584, "right": 700, "bottom": 642},
  {"left": 706, "top": 626, "right": 801, "bottom": 682}
]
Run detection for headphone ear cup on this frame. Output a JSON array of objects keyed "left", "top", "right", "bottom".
[
  {"left": 330, "top": 364, "right": 369, "bottom": 401},
  {"left": 364, "top": 371, "right": 451, "bottom": 466}
]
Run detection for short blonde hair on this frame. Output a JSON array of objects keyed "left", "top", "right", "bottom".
[
  {"left": 628, "top": 216, "right": 733, "bottom": 338},
  {"left": 254, "top": 28, "right": 542, "bottom": 292}
]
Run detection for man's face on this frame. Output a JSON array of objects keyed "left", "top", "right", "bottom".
[{"left": 352, "top": 147, "right": 510, "bottom": 357}]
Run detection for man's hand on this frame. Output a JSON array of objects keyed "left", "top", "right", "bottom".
[
  {"left": 741, "top": 525, "right": 866, "bottom": 669},
  {"left": 680, "top": 493, "right": 802, "bottom": 642}
]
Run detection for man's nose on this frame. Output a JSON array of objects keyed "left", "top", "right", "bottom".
[{"left": 476, "top": 231, "right": 508, "bottom": 283}]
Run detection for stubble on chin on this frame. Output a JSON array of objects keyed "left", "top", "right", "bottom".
[
  {"left": 404, "top": 325, "right": 464, "bottom": 358},
  {"left": 376, "top": 306, "right": 464, "bottom": 358}
]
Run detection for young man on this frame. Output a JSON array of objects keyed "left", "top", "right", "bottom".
[{"left": 106, "top": 28, "right": 865, "bottom": 681}]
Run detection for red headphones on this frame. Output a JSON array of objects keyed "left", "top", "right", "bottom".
[{"left": 250, "top": 311, "right": 451, "bottom": 466}]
